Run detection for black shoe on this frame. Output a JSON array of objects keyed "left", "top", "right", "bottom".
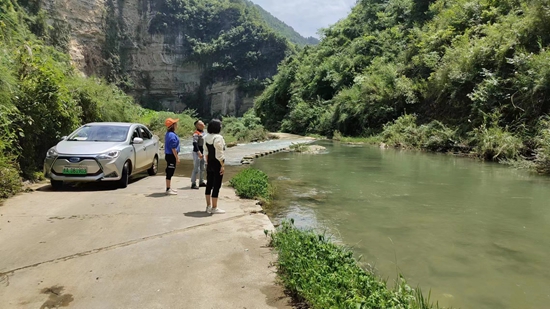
[
  {"left": 199, "top": 182, "right": 207, "bottom": 187},
  {"left": 191, "top": 184, "right": 199, "bottom": 190}
]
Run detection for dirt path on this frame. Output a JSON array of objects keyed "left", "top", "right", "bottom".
[{"left": 0, "top": 176, "right": 292, "bottom": 308}]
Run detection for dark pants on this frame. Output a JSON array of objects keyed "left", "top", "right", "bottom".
[
  {"left": 205, "top": 170, "right": 223, "bottom": 198},
  {"left": 165, "top": 154, "right": 176, "bottom": 180}
]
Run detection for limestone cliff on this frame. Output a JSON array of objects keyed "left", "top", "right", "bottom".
[{"left": 41, "top": 0, "right": 292, "bottom": 116}]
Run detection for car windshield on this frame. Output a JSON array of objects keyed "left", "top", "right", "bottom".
[{"left": 67, "top": 125, "right": 130, "bottom": 142}]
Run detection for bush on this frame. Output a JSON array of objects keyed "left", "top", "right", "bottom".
[
  {"left": 141, "top": 110, "right": 196, "bottom": 142},
  {"left": 469, "top": 124, "right": 524, "bottom": 161},
  {"left": 534, "top": 117, "right": 550, "bottom": 174},
  {"left": 0, "top": 156, "right": 21, "bottom": 199},
  {"left": 380, "top": 114, "right": 424, "bottom": 148},
  {"left": 418, "top": 120, "right": 458, "bottom": 152},
  {"left": 222, "top": 110, "right": 268, "bottom": 143},
  {"left": 14, "top": 44, "right": 82, "bottom": 177},
  {"left": 68, "top": 76, "right": 143, "bottom": 124},
  {"left": 229, "top": 168, "right": 271, "bottom": 200},
  {"left": 270, "top": 220, "right": 438, "bottom": 309}
]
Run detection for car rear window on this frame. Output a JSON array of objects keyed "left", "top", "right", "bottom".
[{"left": 67, "top": 126, "right": 130, "bottom": 142}]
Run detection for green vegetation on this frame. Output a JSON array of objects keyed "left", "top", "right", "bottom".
[
  {"left": 269, "top": 220, "right": 439, "bottom": 309},
  {"left": 140, "top": 110, "right": 197, "bottom": 143},
  {"left": 221, "top": 110, "right": 268, "bottom": 144},
  {"left": 255, "top": 0, "right": 550, "bottom": 173},
  {"left": 143, "top": 0, "right": 293, "bottom": 112},
  {"left": 229, "top": 168, "right": 271, "bottom": 200},
  {"left": 0, "top": 0, "right": 145, "bottom": 198},
  {"left": 243, "top": 0, "right": 319, "bottom": 47},
  {"left": 140, "top": 109, "right": 269, "bottom": 145}
]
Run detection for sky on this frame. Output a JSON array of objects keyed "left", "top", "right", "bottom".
[{"left": 249, "top": 0, "right": 357, "bottom": 38}]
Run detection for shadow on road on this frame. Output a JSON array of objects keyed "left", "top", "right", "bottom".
[
  {"left": 36, "top": 175, "right": 149, "bottom": 192},
  {"left": 146, "top": 192, "right": 169, "bottom": 198},
  {"left": 183, "top": 211, "right": 211, "bottom": 218}
]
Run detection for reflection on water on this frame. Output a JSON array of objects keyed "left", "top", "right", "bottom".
[{"left": 253, "top": 140, "right": 550, "bottom": 309}]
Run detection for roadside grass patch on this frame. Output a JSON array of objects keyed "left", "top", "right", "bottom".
[
  {"left": 229, "top": 168, "right": 272, "bottom": 201},
  {"left": 270, "top": 220, "right": 442, "bottom": 309},
  {"left": 0, "top": 156, "right": 21, "bottom": 200}
]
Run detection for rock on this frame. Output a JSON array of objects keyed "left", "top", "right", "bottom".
[{"left": 291, "top": 145, "right": 327, "bottom": 154}]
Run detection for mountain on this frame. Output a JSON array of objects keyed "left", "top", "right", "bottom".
[
  {"left": 244, "top": 0, "right": 319, "bottom": 46},
  {"left": 255, "top": 0, "right": 550, "bottom": 135},
  {"left": 21, "top": 0, "right": 295, "bottom": 116}
]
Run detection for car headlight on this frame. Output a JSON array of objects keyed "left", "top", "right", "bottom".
[
  {"left": 46, "top": 147, "right": 58, "bottom": 159},
  {"left": 98, "top": 151, "right": 120, "bottom": 160}
]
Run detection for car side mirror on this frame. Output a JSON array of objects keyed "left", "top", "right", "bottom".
[
  {"left": 61, "top": 136, "right": 67, "bottom": 141},
  {"left": 133, "top": 137, "right": 144, "bottom": 144}
]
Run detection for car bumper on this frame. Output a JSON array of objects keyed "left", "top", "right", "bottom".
[{"left": 44, "top": 155, "right": 125, "bottom": 182}]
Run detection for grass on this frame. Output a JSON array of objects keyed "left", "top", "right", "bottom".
[
  {"left": 0, "top": 156, "right": 21, "bottom": 200},
  {"left": 269, "top": 220, "right": 443, "bottom": 309},
  {"left": 229, "top": 168, "right": 272, "bottom": 201}
]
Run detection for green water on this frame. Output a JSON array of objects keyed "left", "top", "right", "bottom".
[{"left": 252, "top": 140, "right": 550, "bottom": 309}]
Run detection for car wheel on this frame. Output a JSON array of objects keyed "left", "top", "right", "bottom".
[
  {"left": 148, "top": 155, "right": 158, "bottom": 176},
  {"left": 50, "top": 179, "right": 63, "bottom": 191},
  {"left": 119, "top": 161, "right": 129, "bottom": 188}
]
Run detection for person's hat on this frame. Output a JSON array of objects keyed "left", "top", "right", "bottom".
[{"left": 165, "top": 118, "right": 179, "bottom": 128}]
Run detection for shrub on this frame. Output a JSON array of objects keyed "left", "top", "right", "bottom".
[
  {"left": 229, "top": 168, "right": 271, "bottom": 200},
  {"left": 141, "top": 110, "right": 196, "bottom": 142},
  {"left": 270, "top": 220, "right": 438, "bottom": 309},
  {"left": 13, "top": 44, "right": 81, "bottom": 177},
  {"left": 68, "top": 76, "right": 142, "bottom": 124},
  {"left": 533, "top": 117, "right": 550, "bottom": 174},
  {"left": 418, "top": 120, "right": 458, "bottom": 152},
  {"left": 222, "top": 110, "right": 268, "bottom": 143},
  {"left": 380, "top": 114, "right": 424, "bottom": 148},
  {"left": 469, "top": 124, "right": 524, "bottom": 161},
  {"left": 0, "top": 155, "right": 21, "bottom": 199}
]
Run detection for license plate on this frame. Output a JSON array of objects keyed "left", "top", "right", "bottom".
[{"left": 63, "top": 166, "right": 87, "bottom": 175}]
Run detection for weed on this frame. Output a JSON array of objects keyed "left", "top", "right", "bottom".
[
  {"left": 269, "top": 220, "right": 442, "bottom": 309},
  {"left": 229, "top": 168, "right": 272, "bottom": 201}
]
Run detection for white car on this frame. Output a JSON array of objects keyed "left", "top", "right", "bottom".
[{"left": 43, "top": 122, "right": 160, "bottom": 190}]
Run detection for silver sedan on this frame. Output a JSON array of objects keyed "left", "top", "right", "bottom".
[{"left": 44, "top": 122, "right": 160, "bottom": 190}]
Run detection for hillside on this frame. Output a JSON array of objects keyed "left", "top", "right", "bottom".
[
  {"left": 19, "top": 0, "right": 294, "bottom": 117},
  {"left": 244, "top": 0, "right": 319, "bottom": 46},
  {"left": 255, "top": 0, "right": 550, "bottom": 173}
]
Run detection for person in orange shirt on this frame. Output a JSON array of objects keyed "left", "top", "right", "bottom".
[{"left": 164, "top": 118, "right": 180, "bottom": 195}]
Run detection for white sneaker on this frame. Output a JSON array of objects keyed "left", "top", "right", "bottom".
[
  {"left": 206, "top": 206, "right": 212, "bottom": 213},
  {"left": 210, "top": 207, "right": 225, "bottom": 214},
  {"left": 165, "top": 189, "right": 177, "bottom": 195}
]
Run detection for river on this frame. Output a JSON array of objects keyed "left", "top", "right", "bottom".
[{"left": 252, "top": 140, "right": 550, "bottom": 309}]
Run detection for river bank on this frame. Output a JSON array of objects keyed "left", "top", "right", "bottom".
[
  {"left": 252, "top": 139, "right": 550, "bottom": 309},
  {"left": 226, "top": 167, "right": 439, "bottom": 309}
]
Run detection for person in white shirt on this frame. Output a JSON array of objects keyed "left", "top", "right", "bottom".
[{"left": 204, "top": 119, "right": 226, "bottom": 214}]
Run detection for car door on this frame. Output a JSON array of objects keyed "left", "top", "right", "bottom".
[
  {"left": 131, "top": 127, "right": 148, "bottom": 171},
  {"left": 138, "top": 126, "right": 157, "bottom": 166}
]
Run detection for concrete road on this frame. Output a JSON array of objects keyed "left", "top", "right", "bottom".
[{"left": 0, "top": 176, "right": 291, "bottom": 309}]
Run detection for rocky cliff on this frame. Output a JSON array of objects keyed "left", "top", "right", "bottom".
[{"left": 40, "top": 0, "right": 292, "bottom": 116}]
